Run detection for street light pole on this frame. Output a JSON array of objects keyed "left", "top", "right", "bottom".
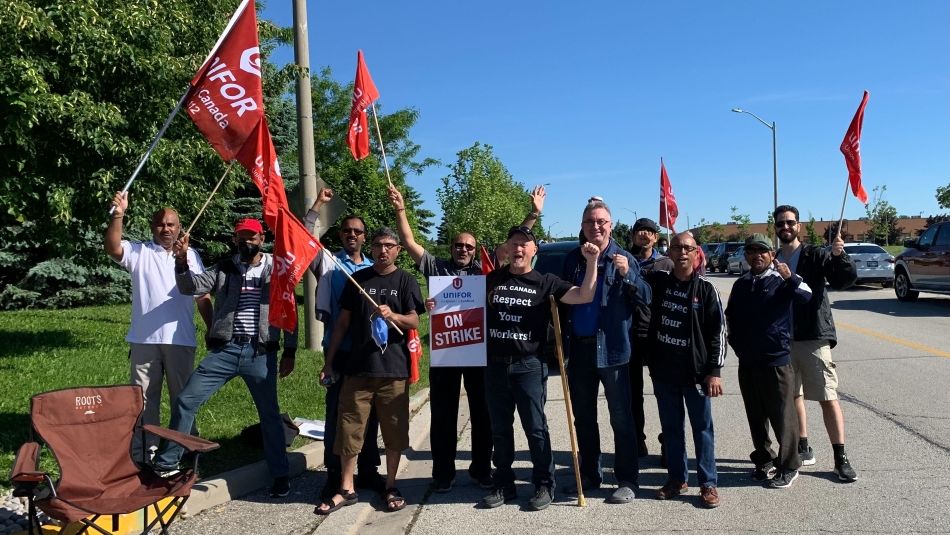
[{"left": 731, "top": 108, "right": 779, "bottom": 215}]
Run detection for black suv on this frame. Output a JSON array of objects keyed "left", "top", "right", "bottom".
[
  {"left": 709, "top": 242, "right": 743, "bottom": 273},
  {"left": 894, "top": 221, "right": 950, "bottom": 301}
]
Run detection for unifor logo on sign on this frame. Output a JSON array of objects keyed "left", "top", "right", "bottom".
[{"left": 452, "top": 277, "right": 463, "bottom": 289}]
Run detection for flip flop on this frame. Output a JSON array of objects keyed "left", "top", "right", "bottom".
[
  {"left": 313, "top": 489, "right": 358, "bottom": 515},
  {"left": 384, "top": 487, "right": 406, "bottom": 512}
]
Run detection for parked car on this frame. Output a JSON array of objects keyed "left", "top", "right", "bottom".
[
  {"left": 702, "top": 242, "right": 721, "bottom": 272},
  {"left": 709, "top": 242, "right": 743, "bottom": 273},
  {"left": 842, "top": 243, "right": 895, "bottom": 287},
  {"left": 533, "top": 240, "right": 579, "bottom": 366},
  {"left": 893, "top": 221, "right": 950, "bottom": 301},
  {"left": 726, "top": 246, "right": 749, "bottom": 275}
]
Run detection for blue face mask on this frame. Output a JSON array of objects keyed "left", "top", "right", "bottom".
[{"left": 371, "top": 315, "right": 389, "bottom": 353}]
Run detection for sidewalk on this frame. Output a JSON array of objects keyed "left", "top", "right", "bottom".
[{"left": 170, "top": 365, "right": 950, "bottom": 534}]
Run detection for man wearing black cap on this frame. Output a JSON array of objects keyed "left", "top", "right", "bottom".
[
  {"left": 726, "top": 233, "right": 813, "bottom": 490},
  {"left": 559, "top": 199, "right": 651, "bottom": 504},
  {"left": 628, "top": 218, "right": 673, "bottom": 461},
  {"left": 480, "top": 226, "right": 599, "bottom": 511},
  {"left": 153, "top": 218, "right": 296, "bottom": 498}
]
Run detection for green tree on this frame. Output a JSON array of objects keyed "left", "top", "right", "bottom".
[
  {"left": 729, "top": 206, "right": 752, "bottom": 240},
  {"left": 611, "top": 221, "right": 631, "bottom": 249},
  {"left": 692, "top": 218, "right": 711, "bottom": 245},
  {"left": 937, "top": 183, "right": 950, "bottom": 210},
  {"left": 765, "top": 212, "right": 776, "bottom": 242},
  {"left": 709, "top": 222, "right": 725, "bottom": 242},
  {"left": 805, "top": 213, "right": 822, "bottom": 245},
  {"left": 865, "top": 186, "right": 901, "bottom": 245},
  {"left": 437, "top": 143, "right": 534, "bottom": 248}
]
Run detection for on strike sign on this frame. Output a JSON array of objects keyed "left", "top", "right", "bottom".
[{"left": 428, "top": 276, "right": 486, "bottom": 367}]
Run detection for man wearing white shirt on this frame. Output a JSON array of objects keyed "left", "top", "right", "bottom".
[{"left": 105, "top": 191, "right": 212, "bottom": 461}]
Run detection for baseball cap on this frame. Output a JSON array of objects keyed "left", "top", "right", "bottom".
[
  {"left": 744, "top": 233, "right": 774, "bottom": 252},
  {"left": 507, "top": 226, "right": 537, "bottom": 245},
  {"left": 234, "top": 218, "right": 264, "bottom": 235},
  {"left": 632, "top": 218, "right": 660, "bottom": 233}
]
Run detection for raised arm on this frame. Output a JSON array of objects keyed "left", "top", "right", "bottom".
[
  {"left": 387, "top": 184, "right": 425, "bottom": 264},
  {"left": 518, "top": 185, "right": 546, "bottom": 230},
  {"left": 104, "top": 191, "right": 128, "bottom": 262},
  {"left": 560, "top": 242, "right": 600, "bottom": 304}
]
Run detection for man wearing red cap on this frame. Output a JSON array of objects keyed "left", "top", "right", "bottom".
[{"left": 153, "top": 218, "right": 296, "bottom": 499}]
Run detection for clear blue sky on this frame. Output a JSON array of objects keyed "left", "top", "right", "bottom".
[{"left": 261, "top": 0, "right": 949, "bottom": 237}]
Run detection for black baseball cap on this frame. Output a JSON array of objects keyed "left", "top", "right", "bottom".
[
  {"left": 507, "top": 226, "right": 537, "bottom": 244},
  {"left": 632, "top": 218, "right": 660, "bottom": 233}
]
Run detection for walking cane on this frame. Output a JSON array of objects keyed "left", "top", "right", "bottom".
[{"left": 549, "top": 296, "right": 587, "bottom": 507}]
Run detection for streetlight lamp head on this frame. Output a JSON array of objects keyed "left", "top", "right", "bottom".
[{"left": 731, "top": 108, "right": 744, "bottom": 113}]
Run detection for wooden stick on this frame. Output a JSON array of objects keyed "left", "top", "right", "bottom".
[
  {"left": 185, "top": 162, "right": 234, "bottom": 236},
  {"left": 370, "top": 103, "right": 394, "bottom": 188},
  {"left": 549, "top": 296, "right": 586, "bottom": 507},
  {"left": 318, "top": 248, "right": 403, "bottom": 336}
]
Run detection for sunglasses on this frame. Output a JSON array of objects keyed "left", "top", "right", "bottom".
[
  {"left": 669, "top": 245, "right": 697, "bottom": 253},
  {"left": 341, "top": 228, "right": 365, "bottom": 235},
  {"left": 371, "top": 242, "right": 399, "bottom": 250},
  {"left": 454, "top": 243, "right": 476, "bottom": 251},
  {"left": 774, "top": 220, "right": 797, "bottom": 228}
]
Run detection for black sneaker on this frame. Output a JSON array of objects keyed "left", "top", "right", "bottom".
[
  {"left": 151, "top": 461, "right": 181, "bottom": 479},
  {"left": 834, "top": 455, "right": 858, "bottom": 482},
  {"left": 430, "top": 478, "right": 455, "bottom": 493},
  {"left": 563, "top": 475, "right": 600, "bottom": 495},
  {"left": 355, "top": 471, "right": 387, "bottom": 494},
  {"left": 527, "top": 485, "right": 553, "bottom": 511},
  {"left": 752, "top": 462, "right": 778, "bottom": 481},
  {"left": 269, "top": 476, "right": 290, "bottom": 498},
  {"left": 799, "top": 445, "right": 816, "bottom": 466},
  {"left": 470, "top": 473, "right": 494, "bottom": 490},
  {"left": 480, "top": 485, "right": 516, "bottom": 508},
  {"left": 768, "top": 470, "right": 799, "bottom": 489}
]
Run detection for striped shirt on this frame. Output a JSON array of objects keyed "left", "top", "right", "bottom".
[{"left": 233, "top": 260, "right": 266, "bottom": 337}]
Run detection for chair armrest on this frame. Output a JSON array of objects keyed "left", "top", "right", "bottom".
[
  {"left": 10, "top": 442, "right": 46, "bottom": 483},
  {"left": 143, "top": 425, "right": 220, "bottom": 454}
]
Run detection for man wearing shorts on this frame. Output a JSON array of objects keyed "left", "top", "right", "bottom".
[
  {"left": 773, "top": 205, "right": 858, "bottom": 482},
  {"left": 316, "top": 227, "right": 426, "bottom": 515}
]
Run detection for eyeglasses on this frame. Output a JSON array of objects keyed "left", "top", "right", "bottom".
[
  {"left": 582, "top": 219, "right": 611, "bottom": 227},
  {"left": 744, "top": 247, "right": 771, "bottom": 255},
  {"left": 454, "top": 243, "right": 476, "bottom": 251},
  {"left": 341, "top": 228, "right": 365, "bottom": 235},
  {"left": 669, "top": 245, "right": 697, "bottom": 253},
  {"left": 774, "top": 220, "right": 797, "bottom": 228},
  {"left": 371, "top": 242, "right": 399, "bottom": 250}
]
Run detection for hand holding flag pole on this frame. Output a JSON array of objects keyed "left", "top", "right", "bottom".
[{"left": 836, "top": 91, "right": 871, "bottom": 241}]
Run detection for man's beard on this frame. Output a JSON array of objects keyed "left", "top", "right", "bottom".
[{"left": 778, "top": 229, "right": 798, "bottom": 244}]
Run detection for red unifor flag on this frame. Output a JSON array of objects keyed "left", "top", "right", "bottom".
[
  {"left": 185, "top": 0, "right": 320, "bottom": 331},
  {"left": 840, "top": 91, "right": 870, "bottom": 205},
  {"left": 347, "top": 50, "right": 380, "bottom": 160},
  {"left": 659, "top": 158, "right": 678, "bottom": 231},
  {"left": 480, "top": 245, "right": 495, "bottom": 275}
]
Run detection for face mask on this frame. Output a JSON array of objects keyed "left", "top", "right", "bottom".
[
  {"left": 238, "top": 242, "right": 260, "bottom": 262},
  {"left": 658, "top": 246, "right": 668, "bottom": 254},
  {"left": 371, "top": 315, "right": 389, "bottom": 353}
]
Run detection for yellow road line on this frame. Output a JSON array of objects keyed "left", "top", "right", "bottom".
[{"left": 837, "top": 321, "right": 950, "bottom": 358}]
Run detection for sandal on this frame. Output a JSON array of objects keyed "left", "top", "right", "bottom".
[
  {"left": 384, "top": 487, "right": 407, "bottom": 512},
  {"left": 313, "top": 488, "right": 358, "bottom": 515}
]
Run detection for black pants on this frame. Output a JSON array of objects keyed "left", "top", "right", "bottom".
[
  {"left": 429, "top": 366, "right": 493, "bottom": 482},
  {"left": 737, "top": 363, "right": 801, "bottom": 472},
  {"left": 628, "top": 348, "right": 648, "bottom": 447}
]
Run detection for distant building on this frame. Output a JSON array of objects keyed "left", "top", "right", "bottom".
[{"left": 692, "top": 217, "right": 928, "bottom": 244}]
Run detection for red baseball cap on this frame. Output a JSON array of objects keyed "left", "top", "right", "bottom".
[{"left": 234, "top": 218, "right": 264, "bottom": 235}]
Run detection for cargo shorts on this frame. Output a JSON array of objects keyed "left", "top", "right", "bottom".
[{"left": 790, "top": 340, "right": 839, "bottom": 401}]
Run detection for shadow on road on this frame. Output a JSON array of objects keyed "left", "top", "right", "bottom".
[{"left": 831, "top": 295, "right": 950, "bottom": 318}]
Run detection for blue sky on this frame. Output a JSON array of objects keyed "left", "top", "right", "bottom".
[{"left": 261, "top": 0, "right": 949, "bottom": 237}]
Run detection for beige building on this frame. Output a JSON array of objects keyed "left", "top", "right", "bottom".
[{"left": 694, "top": 217, "right": 928, "bottom": 245}]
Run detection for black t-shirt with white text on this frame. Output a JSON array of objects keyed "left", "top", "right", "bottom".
[
  {"left": 339, "top": 267, "right": 426, "bottom": 378},
  {"left": 486, "top": 267, "right": 573, "bottom": 358},
  {"left": 651, "top": 277, "right": 695, "bottom": 386}
]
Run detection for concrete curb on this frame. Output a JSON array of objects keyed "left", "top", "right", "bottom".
[{"left": 181, "top": 387, "right": 431, "bottom": 518}]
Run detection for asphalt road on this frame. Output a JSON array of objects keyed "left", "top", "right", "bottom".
[{"left": 170, "top": 273, "right": 950, "bottom": 534}]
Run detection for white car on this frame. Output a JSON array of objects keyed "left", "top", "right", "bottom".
[
  {"left": 726, "top": 246, "right": 749, "bottom": 275},
  {"left": 844, "top": 242, "right": 895, "bottom": 287}
]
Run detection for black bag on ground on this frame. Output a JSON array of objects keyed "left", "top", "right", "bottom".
[{"left": 240, "top": 413, "right": 299, "bottom": 448}]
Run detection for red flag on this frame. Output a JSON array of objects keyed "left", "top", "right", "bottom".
[
  {"left": 235, "top": 118, "right": 288, "bottom": 226},
  {"left": 347, "top": 50, "right": 380, "bottom": 160},
  {"left": 185, "top": 0, "right": 263, "bottom": 161},
  {"left": 269, "top": 206, "right": 322, "bottom": 331},
  {"left": 480, "top": 245, "right": 495, "bottom": 275},
  {"left": 407, "top": 329, "right": 423, "bottom": 384},
  {"left": 840, "top": 91, "right": 870, "bottom": 205},
  {"left": 659, "top": 158, "right": 678, "bottom": 231}
]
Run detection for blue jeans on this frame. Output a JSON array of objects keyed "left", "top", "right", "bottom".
[
  {"left": 485, "top": 356, "right": 554, "bottom": 488},
  {"left": 155, "top": 341, "right": 288, "bottom": 478},
  {"left": 652, "top": 379, "right": 717, "bottom": 487},
  {"left": 568, "top": 341, "right": 639, "bottom": 484}
]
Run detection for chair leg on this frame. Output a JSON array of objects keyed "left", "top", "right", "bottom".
[
  {"left": 142, "top": 496, "right": 188, "bottom": 535},
  {"left": 78, "top": 515, "right": 114, "bottom": 535}
]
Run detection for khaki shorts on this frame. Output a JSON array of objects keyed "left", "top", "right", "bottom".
[
  {"left": 790, "top": 340, "right": 839, "bottom": 401},
  {"left": 335, "top": 376, "right": 410, "bottom": 456}
]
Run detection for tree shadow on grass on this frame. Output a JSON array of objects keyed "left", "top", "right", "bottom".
[{"left": 0, "top": 329, "right": 75, "bottom": 359}]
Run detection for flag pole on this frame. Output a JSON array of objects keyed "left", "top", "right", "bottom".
[
  {"left": 369, "top": 103, "right": 394, "bottom": 188},
  {"left": 109, "top": 86, "right": 191, "bottom": 214},
  {"left": 184, "top": 162, "right": 235, "bottom": 236},
  {"left": 549, "top": 296, "right": 586, "bottom": 507},
  {"left": 834, "top": 176, "right": 851, "bottom": 242},
  {"left": 318, "top": 248, "right": 403, "bottom": 335}
]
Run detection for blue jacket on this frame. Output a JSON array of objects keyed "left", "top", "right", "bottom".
[{"left": 560, "top": 239, "right": 651, "bottom": 367}]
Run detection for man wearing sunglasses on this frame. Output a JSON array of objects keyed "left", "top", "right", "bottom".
[
  {"left": 305, "top": 189, "right": 386, "bottom": 501},
  {"left": 773, "top": 205, "right": 858, "bottom": 483},
  {"left": 386, "top": 183, "right": 546, "bottom": 494}
]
